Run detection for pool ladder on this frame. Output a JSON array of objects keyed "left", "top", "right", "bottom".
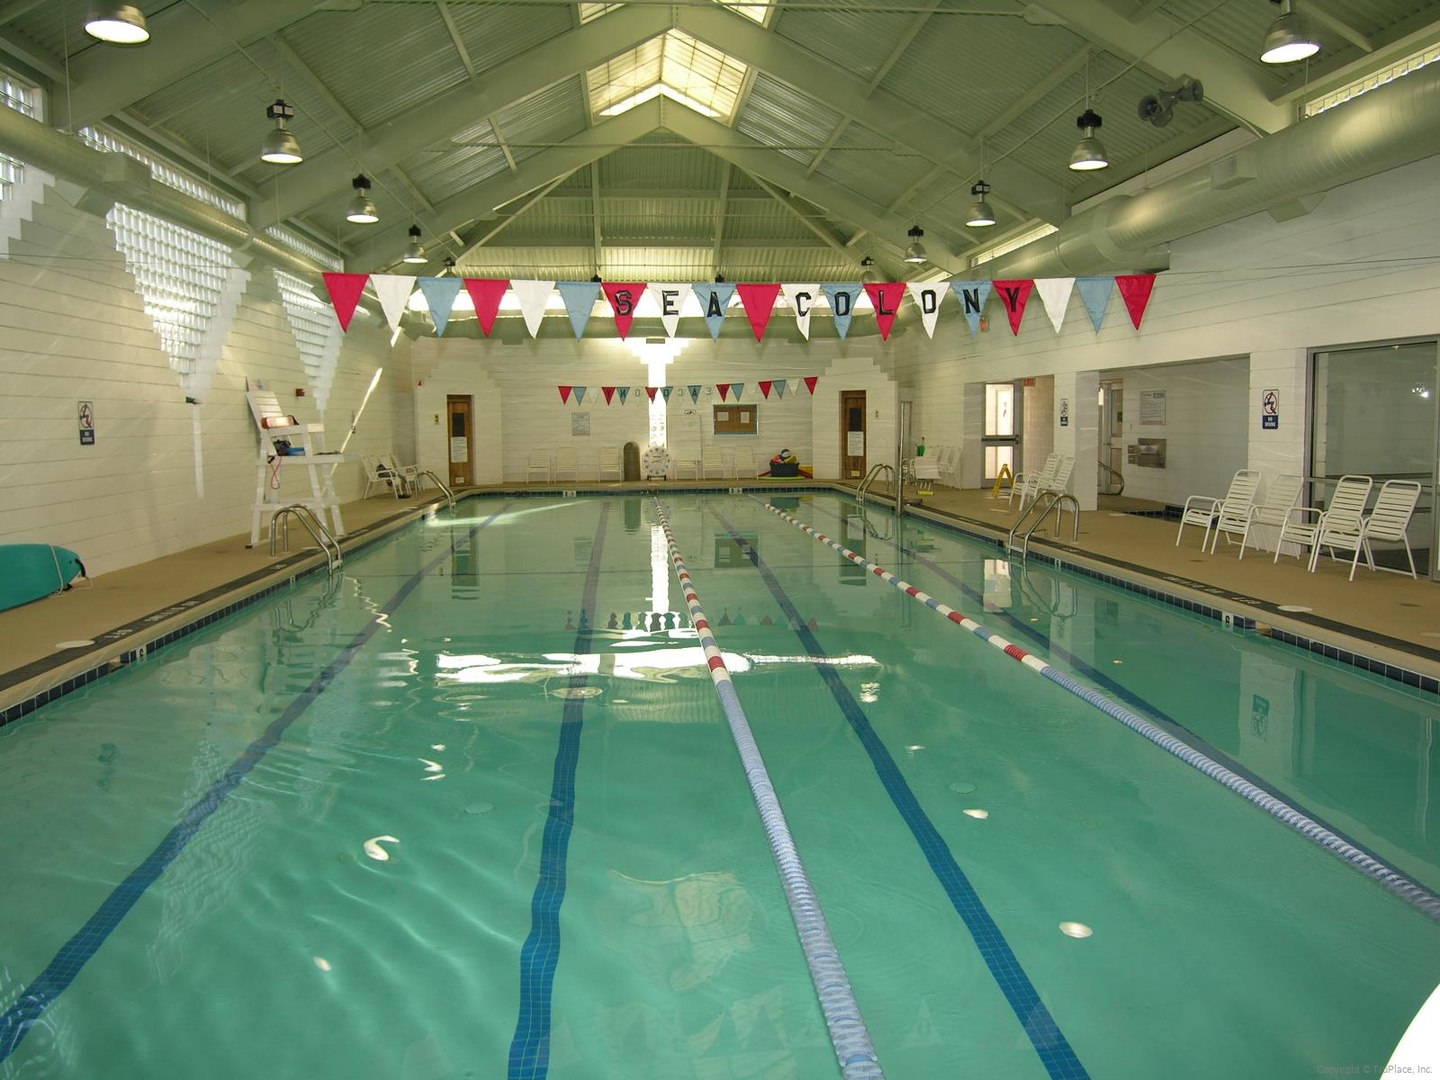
[
  {"left": 414, "top": 469, "right": 456, "bottom": 509},
  {"left": 1006, "top": 489, "right": 1079, "bottom": 560},
  {"left": 270, "top": 504, "right": 343, "bottom": 574}
]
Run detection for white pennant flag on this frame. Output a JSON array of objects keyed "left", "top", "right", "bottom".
[
  {"left": 781, "top": 284, "right": 819, "bottom": 340},
  {"left": 511, "top": 280, "right": 555, "bottom": 339},
  {"left": 906, "top": 282, "right": 948, "bottom": 339},
  {"left": 1035, "top": 277, "right": 1076, "bottom": 333},
  {"left": 371, "top": 274, "right": 416, "bottom": 332},
  {"left": 647, "top": 283, "right": 692, "bottom": 338}
]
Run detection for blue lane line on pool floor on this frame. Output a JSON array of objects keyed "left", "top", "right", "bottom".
[
  {"left": 712, "top": 509, "right": 1091, "bottom": 1080},
  {"left": 507, "top": 502, "right": 611, "bottom": 1080},
  {"left": 0, "top": 505, "right": 513, "bottom": 1063},
  {"left": 827, "top": 504, "right": 1432, "bottom": 893}
]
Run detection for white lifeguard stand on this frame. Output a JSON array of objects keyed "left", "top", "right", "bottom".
[{"left": 246, "top": 389, "right": 345, "bottom": 547}]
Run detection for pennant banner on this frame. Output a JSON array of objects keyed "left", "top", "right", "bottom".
[
  {"left": 323, "top": 272, "right": 369, "bottom": 332},
  {"left": 1075, "top": 276, "right": 1113, "bottom": 332},
  {"left": 692, "top": 282, "right": 736, "bottom": 340},
  {"left": 759, "top": 380, "right": 773, "bottom": 399},
  {"left": 617, "top": 386, "right": 630, "bottom": 406},
  {"left": 864, "top": 282, "right": 906, "bottom": 341},
  {"left": 1034, "top": 277, "right": 1076, "bottom": 334},
  {"left": 736, "top": 283, "right": 781, "bottom": 342},
  {"left": 463, "top": 278, "right": 509, "bottom": 337},
  {"left": 557, "top": 280, "right": 600, "bottom": 340},
  {"left": 371, "top": 273, "right": 415, "bottom": 333},
  {"left": 558, "top": 385, "right": 572, "bottom": 404},
  {"left": 418, "top": 276, "right": 462, "bottom": 337},
  {"left": 1116, "top": 274, "right": 1157, "bottom": 329},
  {"left": 717, "top": 383, "right": 731, "bottom": 401},
  {"left": 821, "top": 284, "right": 862, "bottom": 340},
  {"left": 907, "top": 282, "right": 948, "bottom": 339},
  {"left": 660, "top": 386, "right": 673, "bottom": 402},
  {"left": 804, "top": 376, "right": 818, "bottom": 395},
  {"left": 732, "top": 382, "right": 745, "bottom": 402},
  {"left": 602, "top": 386, "right": 616, "bottom": 404},
  {"left": 688, "top": 384, "right": 701, "bottom": 404},
  {"left": 951, "top": 280, "right": 993, "bottom": 336},
  {"left": 512, "top": 279, "right": 555, "bottom": 339},
  {"left": 573, "top": 386, "right": 587, "bottom": 405},
  {"left": 992, "top": 279, "right": 1034, "bottom": 335},
  {"left": 603, "top": 282, "right": 645, "bottom": 339},
  {"left": 781, "top": 284, "right": 818, "bottom": 341},
  {"left": 774, "top": 378, "right": 787, "bottom": 399},
  {"left": 648, "top": 283, "right": 692, "bottom": 338}
]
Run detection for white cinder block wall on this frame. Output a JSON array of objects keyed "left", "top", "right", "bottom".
[{"left": 0, "top": 187, "right": 399, "bottom": 576}]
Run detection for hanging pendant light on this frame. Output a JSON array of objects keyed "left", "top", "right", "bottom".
[
  {"left": 260, "top": 100, "right": 303, "bottom": 165},
  {"left": 903, "top": 225, "right": 927, "bottom": 264},
  {"left": 402, "top": 225, "right": 426, "bottom": 264},
  {"left": 1069, "top": 109, "right": 1109, "bottom": 171},
  {"left": 84, "top": 4, "right": 149, "bottom": 44},
  {"left": 346, "top": 174, "right": 378, "bottom": 224},
  {"left": 967, "top": 181, "right": 996, "bottom": 227},
  {"left": 1260, "top": 0, "right": 1319, "bottom": 64},
  {"left": 859, "top": 256, "right": 878, "bottom": 284}
]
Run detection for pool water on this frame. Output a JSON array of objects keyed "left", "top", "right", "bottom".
[{"left": 1, "top": 492, "right": 1438, "bottom": 1079}]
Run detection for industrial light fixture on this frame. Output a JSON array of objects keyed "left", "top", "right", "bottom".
[
  {"left": 442, "top": 256, "right": 456, "bottom": 275},
  {"left": 966, "top": 181, "right": 996, "bottom": 227},
  {"left": 903, "top": 225, "right": 927, "bottom": 264},
  {"left": 1261, "top": 0, "right": 1319, "bottom": 64},
  {"left": 346, "top": 174, "right": 378, "bottom": 224},
  {"left": 859, "top": 256, "right": 878, "bottom": 284},
  {"left": 260, "top": 100, "right": 303, "bottom": 165},
  {"left": 1069, "top": 109, "right": 1109, "bottom": 171},
  {"left": 84, "top": 4, "right": 149, "bottom": 44},
  {"left": 402, "top": 225, "right": 426, "bottom": 264}
]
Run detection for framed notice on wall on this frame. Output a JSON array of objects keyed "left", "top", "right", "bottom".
[
  {"left": 571, "top": 411, "right": 590, "bottom": 436},
  {"left": 1139, "top": 389, "right": 1167, "bottom": 426}
]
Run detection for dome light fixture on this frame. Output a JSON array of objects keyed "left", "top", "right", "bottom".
[
  {"left": 260, "top": 100, "right": 303, "bottom": 165},
  {"left": 84, "top": 4, "right": 149, "bottom": 45},
  {"left": 402, "top": 225, "right": 426, "bottom": 264},
  {"left": 966, "top": 181, "right": 996, "bottom": 227},
  {"left": 346, "top": 174, "right": 378, "bottom": 224},
  {"left": 1069, "top": 109, "right": 1109, "bottom": 171},
  {"left": 1261, "top": 0, "right": 1320, "bottom": 64},
  {"left": 903, "top": 225, "right": 927, "bottom": 264}
]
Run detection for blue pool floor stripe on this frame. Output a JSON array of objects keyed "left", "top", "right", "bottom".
[
  {"left": 762, "top": 499, "right": 1440, "bottom": 924},
  {"left": 711, "top": 508, "right": 1091, "bottom": 1080},
  {"left": 507, "top": 502, "right": 611, "bottom": 1080},
  {"left": 653, "top": 500, "right": 884, "bottom": 1080},
  {"left": 0, "top": 505, "right": 513, "bottom": 1062}
]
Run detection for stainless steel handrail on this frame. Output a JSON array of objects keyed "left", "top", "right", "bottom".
[
  {"left": 1098, "top": 458, "right": 1125, "bottom": 496},
  {"left": 414, "top": 469, "right": 456, "bottom": 509},
  {"left": 856, "top": 463, "right": 895, "bottom": 501},
  {"left": 1006, "top": 489, "right": 1080, "bottom": 560},
  {"left": 270, "top": 504, "right": 343, "bottom": 573}
]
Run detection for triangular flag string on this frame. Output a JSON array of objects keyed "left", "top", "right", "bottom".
[
  {"left": 462, "top": 278, "right": 509, "bottom": 337},
  {"left": 736, "top": 283, "right": 781, "bottom": 342},
  {"left": 558, "top": 385, "right": 572, "bottom": 404},
  {"left": 717, "top": 383, "right": 731, "bottom": 401},
  {"left": 557, "top": 280, "right": 600, "bottom": 340},
  {"left": 1034, "top": 277, "right": 1075, "bottom": 334},
  {"left": 322, "top": 272, "right": 369, "bottom": 332},
  {"left": 602, "top": 282, "right": 645, "bottom": 339},
  {"left": 820, "top": 284, "right": 861, "bottom": 340},
  {"left": 992, "top": 279, "right": 1034, "bottom": 335},
  {"left": 512, "top": 279, "right": 556, "bottom": 338},
  {"left": 418, "top": 276, "right": 463, "bottom": 337},
  {"left": 907, "top": 282, "right": 948, "bottom": 339},
  {"left": 1116, "top": 274, "right": 1157, "bottom": 329},
  {"left": 863, "top": 282, "right": 906, "bottom": 341},
  {"left": 370, "top": 273, "right": 415, "bottom": 333}
]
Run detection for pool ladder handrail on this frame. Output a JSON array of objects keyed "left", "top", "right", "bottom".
[
  {"left": 270, "top": 504, "right": 343, "bottom": 573},
  {"left": 1098, "top": 458, "right": 1125, "bottom": 496},
  {"left": 856, "top": 463, "right": 895, "bottom": 501},
  {"left": 414, "top": 469, "right": 456, "bottom": 509},
  {"left": 1006, "top": 488, "right": 1079, "bottom": 560}
]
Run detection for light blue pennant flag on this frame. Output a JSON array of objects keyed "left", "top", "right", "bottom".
[
  {"left": 692, "top": 282, "right": 737, "bottom": 340},
  {"left": 820, "top": 284, "right": 862, "bottom": 340},
  {"left": 950, "top": 280, "right": 994, "bottom": 336},
  {"left": 732, "top": 383, "right": 744, "bottom": 401},
  {"left": 617, "top": 386, "right": 630, "bottom": 406},
  {"left": 774, "top": 379, "right": 787, "bottom": 399},
  {"left": 1076, "top": 276, "right": 1114, "bottom": 332},
  {"left": 556, "top": 280, "right": 601, "bottom": 340},
  {"left": 660, "top": 385, "right": 673, "bottom": 402},
  {"left": 417, "top": 276, "right": 463, "bottom": 337},
  {"left": 688, "top": 384, "right": 702, "bottom": 403},
  {"left": 573, "top": 386, "right": 587, "bottom": 405}
]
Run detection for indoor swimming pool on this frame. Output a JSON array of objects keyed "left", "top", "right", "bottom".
[{"left": 1, "top": 491, "right": 1438, "bottom": 1079}]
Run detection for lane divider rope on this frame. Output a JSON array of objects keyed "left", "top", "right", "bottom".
[
  {"left": 761, "top": 499, "right": 1440, "bottom": 924},
  {"left": 653, "top": 499, "right": 885, "bottom": 1080}
]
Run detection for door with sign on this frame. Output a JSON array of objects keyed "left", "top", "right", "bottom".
[
  {"left": 840, "top": 390, "right": 866, "bottom": 479},
  {"left": 447, "top": 395, "right": 472, "bottom": 487}
]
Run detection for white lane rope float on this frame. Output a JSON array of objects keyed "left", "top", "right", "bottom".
[
  {"left": 761, "top": 500, "right": 1440, "bottom": 923},
  {"left": 652, "top": 498, "right": 885, "bottom": 1080}
]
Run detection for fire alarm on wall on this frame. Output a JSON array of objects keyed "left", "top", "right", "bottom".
[{"left": 295, "top": 388, "right": 306, "bottom": 397}]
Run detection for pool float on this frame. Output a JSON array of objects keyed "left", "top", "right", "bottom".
[{"left": 0, "top": 544, "right": 87, "bottom": 612}]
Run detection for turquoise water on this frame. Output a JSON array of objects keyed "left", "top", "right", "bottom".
[{"left": 1, "top": 492, "right": 1438, "bottom": 1079}]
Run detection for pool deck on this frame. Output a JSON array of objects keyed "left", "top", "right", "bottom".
[{"left": 4, "top": 477, "right": 1440, "bottom": 721}]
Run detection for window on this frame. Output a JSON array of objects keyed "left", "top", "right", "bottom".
[
  {"left": 0, "top": 70, "right": 40, "bottom": 203},
  {"left": 80, "top": 126, "right": 245, "bottom": 218},
  {"left": 713, "top": 404, "right": 757, "bottom": 435},
  {"left": 265, "top": 225, "right": 343, "bottom": 272},
  {"left": 275, "top": 270, "right": 344, "bottom": 411},
  {"left": 587, "top": 30, "right": 750, "bottom": 121}
]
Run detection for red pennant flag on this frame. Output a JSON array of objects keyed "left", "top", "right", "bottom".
[
  {"left": 863, "top": 282, "right": 906, "bottom": 341},
  {"left": 1116, "top": 274, "right": 1157, "bottom": 329},
  {"left": 716, "top": 383, "right": 731, "bottom": 401},
  {"left": 559, "top": 385, "right": 572, "bottom": 404},
  {"left": 736, "top": 283, "right": 782, "bottom": 342},
  {"left": 759, "top": 380, "right": 773, "bottom": 399},
  {"left": 992, "top": 279, "right": 1034, "bottom": 335},
  {"left": 322, "top": 272, "right": 369, "bottom": 331},
  {"left": 804, "top": 376, "right": 818, "bottom": 395},
  {"left": 602, "top": 282, "right": 645, "bottom": 339},
  {"left": 644, "top": 386, "right": 658, "bottom": 401},
  {"left": 602, "top": 386, "right": 616, "bottom": 404},
  {"left": 463, "top": 278, "right": 509, "bottom": 336}
]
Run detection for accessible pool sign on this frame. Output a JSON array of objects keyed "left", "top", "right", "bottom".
[{"left": 1262, "top": 388, "right": 1279, "bottom": 429}]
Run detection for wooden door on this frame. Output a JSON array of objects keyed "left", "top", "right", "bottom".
[
  {"left": 447, "top": 395, "right": 473, "bottom": 487},
  {"left": 840, "top": 390, "right": 866, "bottom": 480}
]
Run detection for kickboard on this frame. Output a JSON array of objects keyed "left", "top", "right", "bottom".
[{"left": 0, "top": 544, "right": 86, "bottom": 613}]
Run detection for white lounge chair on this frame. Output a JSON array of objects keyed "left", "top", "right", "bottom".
[
  {"left": 1230, "top": 473, "right": 1304, "bottom": 558},
  {"left": 553, "top": 447, "right": 579, "bottom": 482},
  {"left": 1010, "top": 453, "right": 1057, "bottom": 509},
  {"left": 1314, "top": 478, "right": 1422, "bottom": 580},
  {"left": 598, "top": 447, "right": 622, "bottom": 481},
  {"left": 1176, "top": 469, "right": 1261, "bottom": 552},
  {"left": 1274, "top": 474, "right": 1373, "bottom": 570},
  {"left": 526, "top": 449, "right": 552, "bottom": 482},
  {"left": 732, "top": 447, "right": 757, "bottom": 478}
]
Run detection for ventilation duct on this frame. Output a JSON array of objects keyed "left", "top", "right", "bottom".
[{"left": 984, "top": 61, "right": 1440, "bottom": 279}]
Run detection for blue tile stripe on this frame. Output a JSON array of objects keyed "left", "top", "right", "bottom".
[
  {"left": 712, "top": 508, "right": 1091, "bottom": 1080},
  {"left": 762, "top": 500, "right": 1440, "bottom": 924},
  {"left": 507, "top": 502, "right": 611, "bottom": 1080},
  {"left": 0, "top": 504, "right": 513, "bottom": 1062}
]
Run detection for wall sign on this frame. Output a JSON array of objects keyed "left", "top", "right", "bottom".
[
  {"left": 1139, "top": 389, "right": 1166, "bottom": 425},
  {"left": 1262, "top": 388, "right": 1279, "bottom": 430},
  {"left": 1059, "top": 397, "right": 1070, "bottom": 428},
  {"left": 78, "top": 401, "right": 95, "bottom": 445},
  {"left": 571, "top": 411, "right": 590, "bottom": 436}
]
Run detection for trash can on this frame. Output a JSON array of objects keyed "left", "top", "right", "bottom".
[{"left": 623, "top": 441, "right": 641, "bottom": 481}]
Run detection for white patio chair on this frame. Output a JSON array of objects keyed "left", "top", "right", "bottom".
[
  {"left": 732, "top": 447, "right": 757, "bottom": 478},
  {"left": 1175, "top": 469, "right": 1261, "bottom": 552},
  {"left": 598, "top": 447, "right": 622, "bottom": 481},
  {"left": 936, "top": 445, "right": 960, "bottom": 487},
  {"left": 1314, "top": 478, "right": 1422, "bottom": 580},
  {"left": 703, "top": 451, "right": 731, "bottom": 479},
  {"left": 1231, "top": 473, "right": 1304, "bottom": 559},
  {"left": 1273, "top": 474, "right": 1372, "bottom": 570},
  {"left": 526, "top": 449, "right": 552, "bottom": 483},
  {"left": 1039, "top": 454, "right": 1075, "bottom": 498},
  {"left": 672, "top": 456, "right": 699, "bottom": 480},
  {"left": 1010, "top": 453, "right": 1057, "bottom": 509},
  {"left": 553, "top": 447, "right": 579, "bottom": 482}
]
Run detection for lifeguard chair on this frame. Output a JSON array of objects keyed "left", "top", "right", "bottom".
[{"left": 246, "top": 389, "right": 344, "bottom": 546}]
